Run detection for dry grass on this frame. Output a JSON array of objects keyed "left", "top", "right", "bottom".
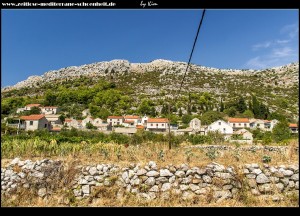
[{"left": 1, "top": 139, "right": 298, "bottom": 207}]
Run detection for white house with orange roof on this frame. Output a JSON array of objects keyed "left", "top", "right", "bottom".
[
  {"left": 20, "top": 114, "right": 50, "bottom": 131},
  {"left": 124, "top": 115, "right": 140, "bottom": 125},
  {"left": 146, "top": 118, "right": 169, "bottom": 132},
  {"left": 228, "top": 118, "right": 250, "bottom": 131},
  {"left": 107, "top": 116, "right": 124, "bottom": 126},
  {"left": 41, "top": 106, "right": 60, "bottom": 115},
  {"left": 141, "top": 115, "right": 149, "bottom": 126},
  {"left": 289, "top": 123, "right": 298, "bottom": 133}
]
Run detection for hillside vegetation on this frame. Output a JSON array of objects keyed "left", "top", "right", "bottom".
[{"left": 1, "top": 60, "right": 299, "bottom": 123}]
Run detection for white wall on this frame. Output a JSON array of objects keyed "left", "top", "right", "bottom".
[{"left": 207, "top": 120, "right": 233, "bottom": 135}]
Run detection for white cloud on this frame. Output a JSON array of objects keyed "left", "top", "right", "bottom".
[
  {"left": 252, "top": 41, "right": 272, "bottom": 50},
  {"left": 276, "top": 39, "right": 290, "bottom": 44},
  {"left": 246, "top": 56, "right": 278, "bottom": 69},
  {"left": 271, "top": 47, "right": 295, "bottom": 58},
  {"left": 280, "top": 23, "right": 299, "bottom": 38}
]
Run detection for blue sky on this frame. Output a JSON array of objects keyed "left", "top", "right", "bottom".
[{"left": 2, "top": 9, "right": 299, "bottom": 87}]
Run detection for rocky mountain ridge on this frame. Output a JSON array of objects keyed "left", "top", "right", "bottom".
[{"left": 2, "top": 59, "right": 299, "bottom": 92}]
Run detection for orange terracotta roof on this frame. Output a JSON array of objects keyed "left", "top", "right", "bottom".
[
  {"left": 148, "top": 118, "right": 169, "bottom": 123},
  {"left": 124, "top": 115, "right": 140, "bottom": 119},
  {"left": 25, "top": 104, "right": 41, "bottom": 107},
  {"left": 264, "top": 120, "right": 271, "bottom": 123},
  {"left": 124, "top": 120, "right": 134, "bottom": 123},
  {"left": 77, "top": 120, "right": 82, "bottom": 123},
  {"left": 20, "top": 114, "right": 45, "bottom": 120},
  {"left": 136, "top": 125, "right": 144, "bottom": 129},
  {"left": 228, "top": 118, "right": 250, "bottom": 123},
  {"left": 289, "top": 123, "right": 298, "bottom": 128},
  {"left": 108, "top": 116, "right": 123, "bottom": 119},
  {"left": 65, "top": 119, "right": 72, "bottom": 122}
]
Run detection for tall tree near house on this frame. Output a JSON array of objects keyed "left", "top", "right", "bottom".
[
  {"left": 236, "top": 97, "right": 247, "bottom": 113},
  {"left": 220, "top": 98, "right": 224, "bottom": 112}
]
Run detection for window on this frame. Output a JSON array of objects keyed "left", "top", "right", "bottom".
[
  {"left": 110, "top": 119, "right": 112, "bottom": 122},
  {"left": 117, "top": 119, "right": 120, "bottom": 122},
  {"left": 151, "top": 124, "right": 153, "bottom": 126},
  {"left": 219, "top": 122, "right": 221, "bottom": 125},
  {"left": 239, "top": 123, "right": 241, "bottom": 126},
  {"left": 223, "top": 128, "right": 226, "bottom": 132},
  {"left": 257, "top": 124, "right": 260, "bottom": 127},
  {"left": 30, "top": 121, "right": 33, "bottom": 126},
  {"left": 156, "top": 124, "right": 158, "bottom": 127},
  {"left": 162, "top": 124, "right": 164, "bottom": 126},
  {"left": 233, "top": 123, "right": 235, "bottom": 127},
  {"left": 244, "top": 123, "right": 246, "bottom": 127},
  {"left": 44, "top": 124, "right": 47, "bottom": 128}
]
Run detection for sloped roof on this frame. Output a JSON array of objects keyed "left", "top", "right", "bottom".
[
  {"left": 124, "top": 115, "right": 140, "bottom": 119},
  {"left": 108, "top": 116, "right": 123, "bottom": 119},
  {"left": 20, "top": 114, "right": 45, "bottom": 120},
  {"left": 148, "top": 118, "right": 169, "bottom": 123},
  {"left": 289, "top": 123, "right": 298, "bottom": 128},
  {"left": 228, "top": 118, "right": 250, "bottom": 123},
  {"left": 25, "top": 104, "right": 41, "bottom": 107}
]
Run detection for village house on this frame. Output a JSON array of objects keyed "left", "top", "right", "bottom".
[
  {"left": 206, "top": 120, "right": 233, "bottom": 136},
  {"left": 174, "top": 128, "right": 194, "bottom": 136},
  {"left": 16, "top": 104, "right": 41, "bottom": 113},
  {"left": 249, "top": 119, "right": 265, "bottom": 130},
  {"left": 81, "top": 116, "right": 94, "bottom": 128},
  {"left": 123, "top": 115, "right": 140, "bottom": 126},
  {"left": 40, "top": 106, "right": 60, "bottom": 115},
  {"left": 64, "top": 118, "right": 83, "bottom": 129},
  {"left": 146, "top": 118, "right": 169, "bottom": 132},
  {"left": 141, "top": 115, "right": 149, "bottom": 126},
  {"left": 45, "top": 114, "right": 62, "bottom": 126},
  {"left": 230, "top": 129, "right": 253, "bottom": 144},
  {"left": 20, "top": 114, "right": 50, "bottom": 131},
  {"left": 228, "top": 118, "right": 250, "bottom": 131},
  {"left": 107, "top": 116, "right": 124, "bottom": 126},
  {"left": 289, "top": 123, "right": 298, "bottom": 133},
  {"left": 189, "top": 118, "right": 201, "bottom": 132}
]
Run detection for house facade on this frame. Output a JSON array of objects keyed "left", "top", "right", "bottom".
[
  {"left": 228, "top": 118, "right": 250, "bottom": 131},
  {"left": 41, "top": 106, "right": 60, "bottom": 115},
  {"left": 24, "top": 104, "right": 41, "bottom": 111},
  {"left": 107, "top": 116, "right": 124, "bottom": 126},
  {"left": 146, "top": 118, "right": 169, "bottom": 132},
  {"left": 124, "top": 115, "right": 140, "bottom": 126},
  {"left": 206, "top": 120, "right": 233, "bottom": 135},
  {"left": 45, "top": 114, "right": 62, "bottom": 126},
  {"left": 189, "top": 118, "right": 201, "bottom": 132},
  {"left": 289, "top": 123, "right": 298, "bottom": 133},
  {"left": 81, "top": 116, "right": 94, "bottom": 128},
  {"left": 20, "top": 114, "right": 50, "bottom": 131}
]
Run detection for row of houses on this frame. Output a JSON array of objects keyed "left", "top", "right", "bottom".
[
  {"left": 7, "top": 105, "right": 298, "bottom": 142},
  {"left": 16, "top": 104, "right": 60, "bottom": 115}
]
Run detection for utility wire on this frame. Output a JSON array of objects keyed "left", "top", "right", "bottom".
[
  {"left": 168, "top": 9, "right": 206, "bottom": 150},
  {"left": 176, "top": 9, "right": 206, "bottom": 99}
]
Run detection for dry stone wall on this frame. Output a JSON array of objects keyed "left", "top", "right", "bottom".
[{"left": 1, "top": 158, "right": 299, "bottom": 202}]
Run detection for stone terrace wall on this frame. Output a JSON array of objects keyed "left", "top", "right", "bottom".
[{"left": 1, "top": 158, "right": 299, "bottom": 202}]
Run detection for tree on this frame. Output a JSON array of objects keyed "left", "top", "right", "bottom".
[
  {"left": 59, "top": 114, "right": 66, "bottom": 124},
  {"left": 86, "top": 122, "right": 97, "bottom": 130},
  {"left": 236, "top": 97, "right": 247, "bottom": 113},
  {"left": 243, "top": 109, "right": 254, "bottom": 118},
  {"left": 272, "top": 121, "right": 291, "bottom": 142},
  {"left": 29, "top": 106, "right": 41, "bottom": 115},
  {"left": 182, "top": 114, "right": 193, "bottom": 124},
  {"left": 201, "top": 111, "right": 224, "bottom": 125},
  {"left": 45, "top": 90, "right": 57, "bottom": 106},
  {"left": 220, "top": 99, "right": 224, "bottom": 112},
  {"left": 224, "top": 107, "right": 237, "bottom": 117}
]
